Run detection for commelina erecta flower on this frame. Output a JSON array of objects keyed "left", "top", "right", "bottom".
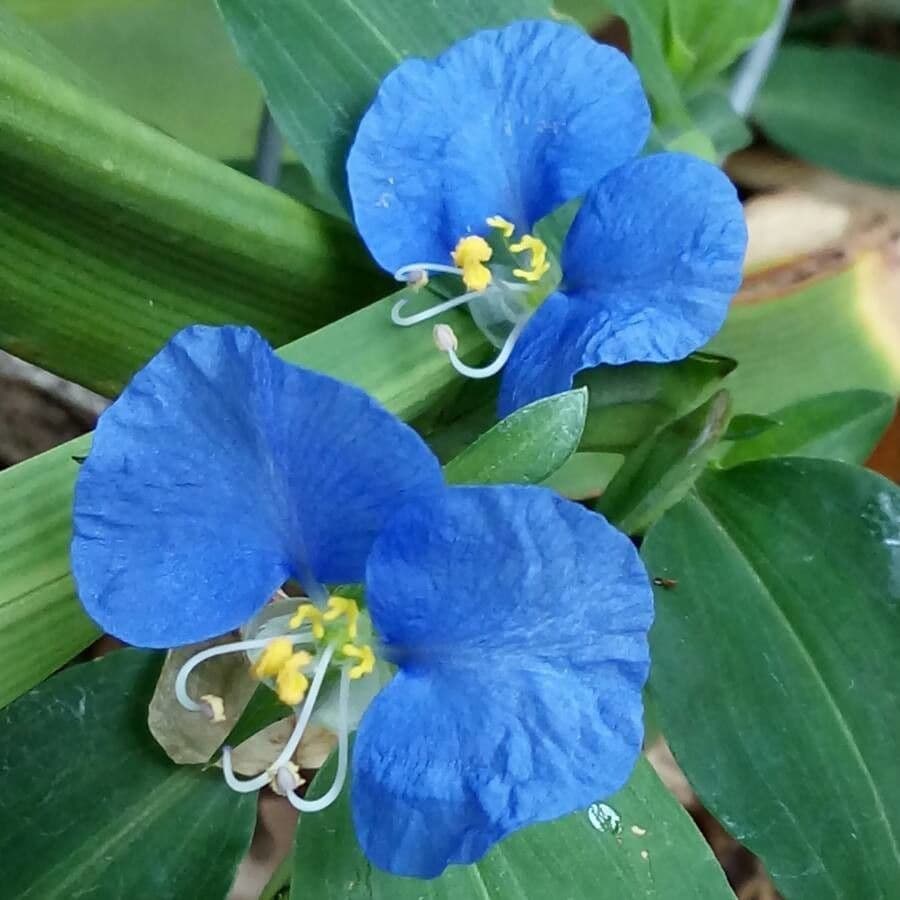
[
  {"left": 71, "top": 325, "right": 654, "bottom": 878},
  {"left": 347, "top": 19, "right": 748, "bottom": 417}
]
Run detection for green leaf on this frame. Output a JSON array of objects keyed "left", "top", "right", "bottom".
[
  {"left": 666, "top": 0, "right": 779, "bottom": 88},
  {"left": 443, "top": 388, "right": 587, "bottom": 485},
  {"left": 605, "top": 0, "right": 692, "bottom": 129},
  {"left": 576, "top": 352, "right": 735, "bottom": 453},
  {"left": 0, "top": 649, "right": 257, "bottom": 898},
  {"left": 542, "top": 451, "right": 623, "bottom": 501},
  {"left": 0, "top": 8, "right": 384, "bottom": 395},
  {"left": 642, "top": 459, "right": 900, "bottom": 899},
  {"left": 597, "top": 390, "right": 732, "bottom": 534},
  {"left": 6, "top": 0, "right": 263, "bottom": 159},
  {"left": 0, "top": 290, "right": 487, "bottom": 710},
  {"left": 291, "top": 749, "right": 731, "bottom": 898},
  {"left": 215, "top": 0, "right": 551, "bottom": 209},
  {"left": 721, "top": 390, "right": 896, "bottom": 467},
  {"left": 753, "top": 44, "right": 900, "bottom": 187},
  {"left": 721, "top": 412, "right": 781, "bottom": 441}
]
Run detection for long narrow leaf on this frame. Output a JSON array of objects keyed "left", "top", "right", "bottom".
[{"left": 0, "top": 9, "right": 385, "bottom": 395}]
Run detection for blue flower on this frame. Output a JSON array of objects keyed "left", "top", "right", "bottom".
[
  {"left": 347, "top": 19, "right": 747, "bottom": 416},
  {"left": 71, "top": 325, "right": 443, "bottom": 648},
  {"left": 71, "top": 325, "right": 653, "bottom": 879}
]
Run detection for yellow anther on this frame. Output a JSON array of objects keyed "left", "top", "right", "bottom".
[
  {"left": 341, "top": 643, "right": 376, "bottom": 680},
  {"left": 276, "top": 654, "right": 311, "bottom": 706},
  {"left": 486, "top": 215, "right": 515, "bottom": 238},
  {"left": 200, "top": 694, "right": 226, "bottom": 723},
  {"left": 452, "top": 235, "right": 493, "bottom": 292},
  {"left": 323, "top": 595, "right": 360, "bottom": 640},
  {"left": 510, "top": 234, "right": 551, "bottom": 283},
  {"left": 252, "top": 637, "right": 295, "bottom": 680},
  {"left": 251, "top": 637, "right": 312, "bottom": 705},
  {"left": 289, "top": 602, "right": 325, "bottom": 639}
]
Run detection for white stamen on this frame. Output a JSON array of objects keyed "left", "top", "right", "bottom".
[
  {"left": 394, "top": 262, "right": 462, "bottom": 282},
  {"left": 283, "top": 664, "right": 351, "bottom": 813},
  {"left": 444, "top": 317, "right": 527, "bottom": 379},
  {"left": 391, "top": 290, "right": 483, "bottom": 327},
  {"left": 220, "top": 643, "right": 336, "bottom": 794},
  {"left": 174, "top": 634, "right": 313, "bottom": 714}
]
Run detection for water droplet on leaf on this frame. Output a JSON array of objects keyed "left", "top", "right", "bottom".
[{"left": 588, "top": 802, "right": 621, "bottom": 834}]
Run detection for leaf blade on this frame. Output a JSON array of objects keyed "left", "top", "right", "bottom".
[
  {"left": 0, "top": 649, "right": 257, "bottom": 899},
  {"left": 642, "top": 459, "right": 900, "bottom": 898},
  {"left": 753, "top": 44, "right": 900, "bottom": 187},
  {"left": 0, "top": 8, "right": 384, "bottom": 394},
  {"left": 443, "top": 388, "right": 587, "bottom": 486},
  {"left": 720, "top": 389, "right": 896, "bottom": 467}
]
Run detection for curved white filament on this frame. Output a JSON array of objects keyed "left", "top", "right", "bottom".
[
  {"left": 446, "top": 317, "right": 527, "bottom": 379},
  {"left": 284, "top": 664, "right": 351, "bottom": 813},
  {"left": 391, "top": 290, "right": 484, "bottom": 327},
  {"left": 393, "top": 262, "right": 462, "bottom": 282},
  {"left": 174, "top": 634, "right": 313, "bottom": 714}
]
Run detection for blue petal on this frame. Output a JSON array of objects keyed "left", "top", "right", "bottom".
[
  {"left": 71, "top": 326, "right": 443, "bottom": 648},
  {"left": 497, "top": 291, "right": 587, "bottom": 417},
  {"left": 347, "top": 20, "right": 650, "bottom": 274},
  {"left": 498, "top": 153, "right": 747, "bottom": 414},
  {"left": 353, "top": 485, "right": 652, "bottom": 877}
]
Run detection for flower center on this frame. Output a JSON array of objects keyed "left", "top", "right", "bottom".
[
  {"left": 390, "top": 215, "right": 560, "bottom": 379},
  {"left": 173, "top": 593, "right": 376, "bottom": 814}
]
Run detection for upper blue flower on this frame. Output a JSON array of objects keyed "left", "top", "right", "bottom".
[
  {"left": 71, "top": 325, "right": 443, "bottom": 647},
  {"left": 347, "top": 19, "right": 748, "bottom": 417},
  {"left": 70, "top": 325, "right": 653, "bottom": 880}
]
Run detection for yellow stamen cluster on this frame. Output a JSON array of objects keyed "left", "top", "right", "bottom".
[
  {"left": 252, "top": 636, "right": 312, "bottom": 706},
  {"left": 510, "top": 234, "right": 551, "bottom": 283},
  {"left": 451, "top": 235, "right": 493, "bottom": 292},
  {"left": 255, "top": 596, "right": 376, "bottom": 704}
]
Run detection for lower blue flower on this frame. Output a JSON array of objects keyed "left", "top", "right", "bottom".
[
  {"left": 70, "top": 325, "right": 653, "bottom": 880},
  {"left": 353, "top": 485, "right": 653, "bottom": 877}
]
